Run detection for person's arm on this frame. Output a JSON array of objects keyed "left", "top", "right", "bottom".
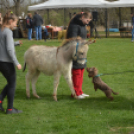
[
  {"left": 40, "top": 16, "right": 43, "bottom": 25},
  {"left": 5, "top": 30, "right": 20, "bottom": 66}
]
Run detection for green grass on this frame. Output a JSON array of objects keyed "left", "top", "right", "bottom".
[{"left": 0, "top": 38, "right": 134, "bottom": 134}]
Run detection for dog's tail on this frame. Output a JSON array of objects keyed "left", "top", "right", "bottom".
[
  {"left": 23, "top": 62, "right": 26, "bottom": 72},
  {"left": 112, "top": 90, "right": 119, "bottom": 95}
]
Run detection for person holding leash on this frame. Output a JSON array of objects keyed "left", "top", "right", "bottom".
[
  {"left": 66, "top": 12, "right": 92, "bottom": 99},
  {"left": 0, "top": 11, "right": 22, "bottom": 114}
]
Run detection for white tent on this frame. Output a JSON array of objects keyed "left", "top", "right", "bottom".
[
  {"left": 28, "top": 0, "right": 105, "bottom": 11},
  {"left": 28, "top": 0, "right": 134, "bottom": 11},
  {"left": 99, "top": 0, "right": 134, "bottom": 8}
]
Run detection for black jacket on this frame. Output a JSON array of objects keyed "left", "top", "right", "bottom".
[
  {"left": 66, "top": 14, "right": 87, "bottom": 69},
  {"left": 66, "top": 14, "right": 87, "bottom": 39},
  {"left": 33, "top": 14, "right": 43, "bottom": 27},
  {"left": 26, "top": 17, "right": 33, "bottom": 28}
]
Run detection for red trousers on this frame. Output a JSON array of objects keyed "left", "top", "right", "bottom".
[{"left": 72, "top": 68, "right": 84, "bottom": 96}]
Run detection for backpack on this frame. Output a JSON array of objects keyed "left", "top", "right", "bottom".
[
  {"left": 26, "top": 18, "right": 32, "bottom": 28},
  {"left": 26, "top": 18, "right": 31, "bottom": 26}
]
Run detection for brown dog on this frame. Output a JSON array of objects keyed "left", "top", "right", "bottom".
[{"left": 87, "top": 67, "right": 118, "bottom": 101}]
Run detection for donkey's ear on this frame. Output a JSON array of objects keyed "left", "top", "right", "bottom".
[{"left": 85, "top": 39, "right": 96, "bottom": 45}]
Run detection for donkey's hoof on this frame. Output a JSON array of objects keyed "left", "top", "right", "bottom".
[
  {"left": 37, "top": 96, "right": 41, "bottom": 99},
  {"left": 53, "top": 95, "right": 57, "bottom": 101},
  {"left": 73, "top": 94, "right": 77, "bottom": 99},
  {"left": 33, "top": 94, "right": 40, "bottom": 99},
  {"left": 26, "top": 96, "right": 30, "bottom": 99}
]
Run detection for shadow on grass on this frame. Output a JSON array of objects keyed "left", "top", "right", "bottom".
[
  {"left": 15, "top": 88, "right": 134, "bottom": 111},
  {"left": 72, "top": 96, "right": 134, "bottom": 110}
]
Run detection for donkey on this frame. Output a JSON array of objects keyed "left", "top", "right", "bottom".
[{"left": 23, "top": 38, "right": 95, "bottom": 101}]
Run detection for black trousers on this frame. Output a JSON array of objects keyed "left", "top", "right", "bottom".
[{"left": 0, "top": 62, "right": 16, "bottom": 109}]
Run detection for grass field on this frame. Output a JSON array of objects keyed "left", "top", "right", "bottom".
[{"left": 0, "top": 38, "right": 134, "bottom": 134}]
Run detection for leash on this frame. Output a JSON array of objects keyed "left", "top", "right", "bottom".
[{"left": 95, "top": 70, "right": 134, "bottom": 77}]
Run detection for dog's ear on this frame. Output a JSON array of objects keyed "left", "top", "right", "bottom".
[
  {"left": 93, "top": 67, "right": 96, "bottom": 70},
  {"left": 86, "top": 67, "right": 90, "bottom": 71}
]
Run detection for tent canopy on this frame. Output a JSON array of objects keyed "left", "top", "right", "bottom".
[
  {"left": 99, "top": 0, "right": 134, "bottom": 8},
  {"left": 28, "top": 0, "right": 134, "bottom": 11},
  {"left": 28, "top": 0, "right": 105, "bottom": 11}
]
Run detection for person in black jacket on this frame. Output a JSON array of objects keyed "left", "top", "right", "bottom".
[
  {"left": 33, "top": 12, "right": 43, "bottom": 40},
  {"left": 66, "top": 12, "right": 92, "bottom": 99},
  {"left": 26, "top": 13, "right": 33, "bottom": 40}
]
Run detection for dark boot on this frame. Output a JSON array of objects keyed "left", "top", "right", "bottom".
[
  {"left": 0, "top": 106, "right": 5, "bottom": 112},
  {"left": 6, "top": 108, "right": 22, "bottom": 114},
  {"left": 0, "top": 102, "right": 5, "bottom": 112}
]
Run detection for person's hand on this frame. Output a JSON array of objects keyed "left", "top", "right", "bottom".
[
  {"left": 132, "top": 26, "right": 133, "bottom": 29},
  {"left": 17, "top": 64, "right": 22, "bottom": 70},
  {"left": 19, "top": 40, "right": 23, "bottom": 46}
]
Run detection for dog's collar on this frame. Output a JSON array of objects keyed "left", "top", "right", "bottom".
[{"left": 94, "top": 74, "right": 103, "bottom": 77}]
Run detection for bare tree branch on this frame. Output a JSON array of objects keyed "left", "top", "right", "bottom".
[
  {"left": 0, "top": 0, "right": 10, "bottom": 8},
  {"left": 12, "top": 0, "right": 24, "bottom": 16}
]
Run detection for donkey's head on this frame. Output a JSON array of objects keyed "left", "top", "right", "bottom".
[{"left": 73, "top": 39, "right": 95, "bottom": 65}]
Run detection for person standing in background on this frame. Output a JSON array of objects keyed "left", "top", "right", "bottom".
[
  {"left": 131, "top": 13, "right": 134, "bottom": 42},
  {"left": 26, "top": 13, "right": 33, "bottom": 40},
  {"left": 0, "top": 12, "right": 3, "bottom": 26},
  {"left": 33, "top": 12, "right": 43, "bottom": 40}
]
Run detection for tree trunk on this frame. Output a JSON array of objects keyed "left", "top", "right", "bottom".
[{"left": 15, "top": 1, "right": 20, "bottom": 16}]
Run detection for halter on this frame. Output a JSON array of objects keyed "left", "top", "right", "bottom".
[{"left": 74, "top": 42, "right": 87, "bottom": 63}]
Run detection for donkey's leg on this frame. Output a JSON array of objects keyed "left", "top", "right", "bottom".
[
  {"left": 63, "top": 70, "right": 77, "bottom": 99},
  {"left": 53, "top": 72, "right": 61, "bottom": 101},
  {"left": 26, "top": 71, "right": 34, "bottom": 98},
  {"left": 31, "top": 70, "right": 40, "bottom": 99}
]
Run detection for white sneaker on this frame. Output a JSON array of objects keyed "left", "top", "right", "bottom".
[
  {"left": 82, "top": 93, "right": 89, "bottom": 97},
  {"left": 77, "top": 95, "right": 85, "bottom": 99}
]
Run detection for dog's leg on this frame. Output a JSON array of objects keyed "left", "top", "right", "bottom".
[
  {"left": 106, "top": 92, "right": 114, "bottom": 101},
  {"left": 109, "top": 96, "right": 114, "bottom": 101},
  {"left": 94, "top": 84, "right": 98, "bottom": 91},
  {"left": 53, "top": 72, "right": 61, "bottom": 101}
]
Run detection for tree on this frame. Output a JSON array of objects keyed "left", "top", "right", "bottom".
[
  {"left": 0, "top": 0, "right": 10, "bottom": 12},
  {"left": 13, "top": 0, "right": 24, "bottom": 16}
]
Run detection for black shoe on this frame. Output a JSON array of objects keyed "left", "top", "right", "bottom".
[
  {"left": 0, "top": 106, "right": 5, "bottom": 112},
  {"left": 6, "top": 108, "right": 22, "bottom": 114}
]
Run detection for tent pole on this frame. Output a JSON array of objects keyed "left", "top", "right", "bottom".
[
  {"left": 105, "top": 8, "right": 108, "bottom": 38},
  {"left": 119, "top": 7, "right": 121, "bottom": 27},
  {"left": 64, "top": 8, "right": 66, "bottom": 28}
]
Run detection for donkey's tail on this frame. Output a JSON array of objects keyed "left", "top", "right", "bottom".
[
  {"left": 23, "top": 62, "right": 26, "bottom": 72},
  {"left": 112, "top": 90, "right": 119, "bottom": 95}
]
